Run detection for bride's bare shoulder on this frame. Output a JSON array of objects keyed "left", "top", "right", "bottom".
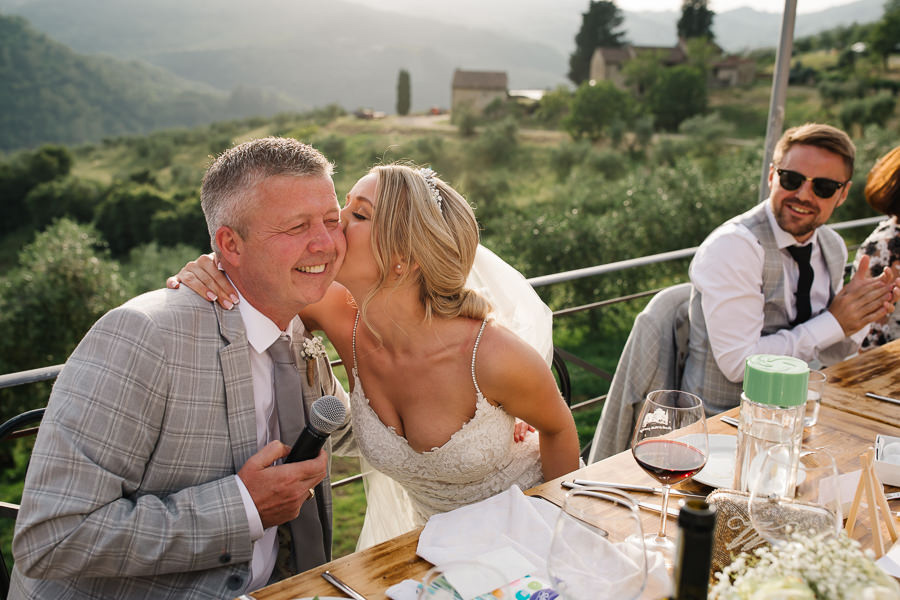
[{"left": 475, "top": 320, "right": 548, "bottom": 376}]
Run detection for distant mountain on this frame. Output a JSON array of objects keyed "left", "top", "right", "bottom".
[
  {"left": 336, "top": 0, "right": 885, "bottom": 53},
  {"left": 0, "top": 13, "right": 301, "bottom": 151},
  {"left": 0, "top": 0, "right": 887, "bottom": 152},
  {"left": 0, "top": 0, "right": 568, "bottom": 115}
]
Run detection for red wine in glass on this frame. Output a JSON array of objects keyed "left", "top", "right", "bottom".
[
  {"left": 632, "top": 439, "right": 707, "bottom": 485},
  {"left": 630, "top": 390, "right": 708, "bottom": 564}
]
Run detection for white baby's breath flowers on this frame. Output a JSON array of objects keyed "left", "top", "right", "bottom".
[
  {"left": 298, "top": 335, "right": 328, "bottom": 385},
  {"left": 710, "top": 532, "right": 900, "bottom": 600},
  {"left": 299, "top": 336, "right": 327, "bottom": 361}
]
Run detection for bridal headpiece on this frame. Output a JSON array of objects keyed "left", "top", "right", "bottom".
[{"left": 418, "top": 167, "right": 443, "bottom": 214}]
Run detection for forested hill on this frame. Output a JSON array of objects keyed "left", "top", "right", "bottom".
[
  {"left": 0, "top": 13, "right": 300, "bottom": 151},
  {"left": 0, "top": 0, "right": 568, "bottom": 117}
]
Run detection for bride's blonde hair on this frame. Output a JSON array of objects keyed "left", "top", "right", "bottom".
[{"left": 358, "top": 164, "right": 491, "bottom": 333}]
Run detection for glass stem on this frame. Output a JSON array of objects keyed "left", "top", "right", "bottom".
[{"left": 657, "top": 485, "right": 671, "bottom": 539}]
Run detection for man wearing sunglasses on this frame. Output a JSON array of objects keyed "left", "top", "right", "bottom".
[{"left": 684, "top": 123, "right": 900, "bottom": 413}]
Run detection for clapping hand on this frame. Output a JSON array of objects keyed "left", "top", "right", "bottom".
[{"left": 829, "top": 255, "right": 900, "bottom": 335}]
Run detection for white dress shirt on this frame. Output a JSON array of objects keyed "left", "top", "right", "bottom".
[
  {"left": 231, "top": 285, "right": 305, "bottom": 592},
  {"left": 690, "top": 200, "right": 866, "bottom": 382}
]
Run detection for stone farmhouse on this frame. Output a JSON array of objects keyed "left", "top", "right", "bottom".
[
  {"left": 451, "top": 69, "right": 508, "bottom": 116},
  {"left": 589, "top": 39, "right": 755, "bottom": 89}
]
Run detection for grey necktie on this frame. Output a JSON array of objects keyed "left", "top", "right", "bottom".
[
  {"left": 267, "top": 335, "right": 306, "bottom": 447},
  {"left": 265, "top": 334, "right": 326, "bottom": 575}
]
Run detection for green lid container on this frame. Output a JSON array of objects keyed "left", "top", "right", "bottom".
[{"left": 742, "top": 354, "right": 809, "bottom": 407}]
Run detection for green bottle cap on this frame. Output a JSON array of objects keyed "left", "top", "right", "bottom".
[{"left": 742, "top": 354, "right": 809, "bottom": 407}]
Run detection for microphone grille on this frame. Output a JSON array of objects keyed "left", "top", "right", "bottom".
[{"left": 309, "top": 395, "right": 346, "bottom": 434}]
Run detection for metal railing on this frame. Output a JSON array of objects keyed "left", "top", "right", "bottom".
[
  {"left": 0, "top": 214, "right": 884, "bottom": 395},
  {"left": 0, "top": 215, "right": 886, "bottom": 484}
]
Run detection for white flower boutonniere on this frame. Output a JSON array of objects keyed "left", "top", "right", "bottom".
[{"left": 299, "top": 336, "right": 328, "bottom": 385}]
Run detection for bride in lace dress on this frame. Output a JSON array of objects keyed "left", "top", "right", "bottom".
[{"left": 171, "top": 164, "right": 580, "bottom": 548}]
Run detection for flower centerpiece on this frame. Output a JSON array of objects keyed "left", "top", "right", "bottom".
[
  {"left": 298, "top": 335, "right": 328, "bottom": 385},
  {"left": 710, "top": 532, "right": 900, "bottom": 600}
]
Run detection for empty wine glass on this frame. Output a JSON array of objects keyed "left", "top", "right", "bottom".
[
  {"left": 749, "top": 445, "right": 842, "bottom": 546},
  {"left": 548, "top": 486, "right": 648, "bottom": 600},
  {"left": 630, "top": 390, "right": 708, "bottom": 564}
]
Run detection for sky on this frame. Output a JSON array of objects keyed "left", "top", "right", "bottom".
[{"left": 624, "top": 0, "right": 857, "bottom": 13}]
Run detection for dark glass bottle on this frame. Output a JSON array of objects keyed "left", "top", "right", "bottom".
[{"left": 673, "top": 499, "right": 717, "bottom": 600}]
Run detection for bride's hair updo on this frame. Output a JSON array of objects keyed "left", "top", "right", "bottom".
[{"left": 363, "top": 164, "right": 492, "bottom": 322}]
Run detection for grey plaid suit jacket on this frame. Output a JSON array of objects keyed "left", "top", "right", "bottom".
[{"left": 9, "top": 286, "right": 352, "bottom": 599}]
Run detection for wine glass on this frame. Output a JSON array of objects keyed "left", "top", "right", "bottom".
[
  {"left": 630, "top": 389, "right": 708, "bottom": 563},
  {"left": 749, "top": 445, "right": 842, "bottom": 546},
  {"left": 548, "top": 486, "right": 648, "bottom": 600}
]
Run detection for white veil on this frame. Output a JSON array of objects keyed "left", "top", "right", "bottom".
[
  {"left": 465, "top": 244, "right": 554, "bottom": 366},
  {"left": 355, "top": 244, "right": 555, "bottom": 550}
]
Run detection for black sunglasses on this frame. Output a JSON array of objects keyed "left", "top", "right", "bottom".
[{"left": 775, "top": 168, "right": 848, "bottom": 199}]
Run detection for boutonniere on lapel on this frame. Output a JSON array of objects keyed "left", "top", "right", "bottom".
[{"left": 298, "top": 336, "right": 328, "bottom": 386}]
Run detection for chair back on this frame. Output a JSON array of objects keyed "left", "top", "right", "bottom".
[
  {"left": 0, "top": 408, "right": 45, "bottom": 599},
  {"left": 551, "top": 347, "right": 572, "bottom": 406},
  {"left": 586, "top": 283, "right": 692, "bottom": 463}
]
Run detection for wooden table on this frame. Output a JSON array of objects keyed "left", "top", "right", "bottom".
[
  {"left": 250, "top": 344, "right": 900, "bottom": 599},
  {"left": 822, "top": 338, "right": 900, "bottom": 428},
  {"left": 528, "top": 405, "right": 900, "bottom": 529},
  {"left": 249, "top": 528, "right": 429, "bottom": 599},
  {"left": 249, "top": 405, "right": 900, "bottom": 600}
]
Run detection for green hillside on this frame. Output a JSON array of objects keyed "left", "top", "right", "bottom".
[{"left": 0, "top": 13, "right": 300, "bottom": 151}]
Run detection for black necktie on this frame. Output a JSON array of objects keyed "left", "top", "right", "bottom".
[{"left": 786, "top": 244, "right": 813, "bottom": 326}]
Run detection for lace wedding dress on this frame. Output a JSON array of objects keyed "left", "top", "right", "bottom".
[{"left": 353, "top": 245, "right": 553, "bottom": 549}]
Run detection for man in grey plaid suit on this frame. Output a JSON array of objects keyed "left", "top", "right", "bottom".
[
  {"left": 684, "top": 123, "right": 899, "bottom": 413},
  {"left": 10, "top": 137, "right": 354, "bottom": 598}
]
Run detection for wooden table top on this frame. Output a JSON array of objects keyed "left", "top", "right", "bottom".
[
  {"left": 821, "top": 338, "right": 900, "bottom": 428},
  {"left": 528, "top": 404, "right": 900, "bottom": 513},
  {"left": 249, "top": 342, "right": 900, "bottom": 599},
  {"left": 248, "top": 527, "right": 429, "bottom": 600},
  {"left": 248, "top": 403, "right": 900, "bottom": 600}
]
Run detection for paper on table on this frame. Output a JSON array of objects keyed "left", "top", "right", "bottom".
[
  {"left": 876, "top": 538, "right": 900, "bottom": 578},
  {"left": 415, "top": 485, "right": 672, "bottom": 600},
  {"left": 817, "top": 469, "right": 860, "bottom": 515},
  {"left": 385, "top": 579, "right": 420, "bottom": 600},
  {"left": 442, "top": 547, "right": 534, "bottom": 599}
]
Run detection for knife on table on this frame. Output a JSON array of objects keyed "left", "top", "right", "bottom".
[
  {"left": 570, "top": 479, "right": 708, "bottom": 500},
  {"left": 720, "top": 415, "right": 740, "bottom": 428},
  {"left": 322, "top": 570, "right": 368, "bottom": 600},
  {"left": 561, "top": 481, "right": 680, "bottom": 518},
  {"left": 866, "top": 392, "right": 900, "bottom": 407}
]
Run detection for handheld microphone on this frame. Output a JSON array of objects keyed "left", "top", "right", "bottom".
[{"left": 285, "top": 395, "right": 347, "bottom": 463}]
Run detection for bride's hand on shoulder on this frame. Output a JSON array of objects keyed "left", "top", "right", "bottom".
[
  {"left": 166, "top": 252, "right": 239, "bottom": 310},
  {"left": 513, "top": 420, "right": 535, "bottom": 443}
]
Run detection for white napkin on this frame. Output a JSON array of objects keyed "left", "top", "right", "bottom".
[
  {"left": 410, "top": 485, "right": 671, "bottom": 600},
  {"left": 417, "top": 485, "right": 558, "bottom": 575}
]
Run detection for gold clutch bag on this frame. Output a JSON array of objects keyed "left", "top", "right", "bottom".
[{"left": 705, "top": 489, "right": 769, "bottom": 574}]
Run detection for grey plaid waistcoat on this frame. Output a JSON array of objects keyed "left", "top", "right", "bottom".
[{"left": 683, "top": 202, "right": 846, "bottom": 413}]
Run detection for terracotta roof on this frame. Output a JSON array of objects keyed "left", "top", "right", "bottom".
[
  {"left": 452, "top": 69, "right": 508, "bottom": 90},
  {"left": 713, "top": 55, "right": 755, "bottom": 67},
  {"left": 596, "top": 44, "right": 688, "bottom": 66},
  {"left": 633, "top": 45, "right": 686, "bottom": 65},
  {"left": 595, "top": 46, "right": 632, "bottom": 65}
]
